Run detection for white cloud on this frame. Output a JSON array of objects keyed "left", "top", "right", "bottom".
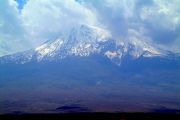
[
  {"left": 140, "top": 0, "right": 180, "bottom": 31},
  {"left": 21, "top": 0, "right": 98, "bottom": 45},
  {"left": 0, "top": 0, "right": 31, "bottom": 57}
]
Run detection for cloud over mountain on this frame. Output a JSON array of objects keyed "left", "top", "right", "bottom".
[
  {"left": 0, "top": 0, "right": 180, "bottom": 57},
  {"left": 78, "top": 0, "right": 180, "bottom": 51}
]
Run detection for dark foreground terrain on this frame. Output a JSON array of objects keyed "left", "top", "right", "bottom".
[{"left": 0, "top": 55, "right": 180, "bottom": 114}]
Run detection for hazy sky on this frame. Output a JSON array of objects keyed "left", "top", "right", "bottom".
[{"left": 0, "top": 0, "right": 180, "bottom": 56}]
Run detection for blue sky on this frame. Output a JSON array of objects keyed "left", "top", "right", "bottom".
[
  {"left": 16, "top": 0, "right": 27, "bottom": 10},
  {"left": 0, "top": 0, "right": 180, "bottom": 56}
]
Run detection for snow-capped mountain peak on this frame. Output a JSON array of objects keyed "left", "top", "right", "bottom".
[
  {"left": 0, "top": 24, "right": 166, "bottom": 65},
  {"left": 35, "top": 24, "right": 112, "bottom": 60}
]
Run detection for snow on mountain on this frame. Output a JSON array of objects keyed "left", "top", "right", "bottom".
[
  {"left": 35, "top": 24, "right": 112, "bottom": 61},
  {"left": 35, "top": 39, "right": 64, "bottom": 61},
  {"left": 0, "top": 24, "right": 165, "bottom": 65},
  {"left": 127, "top": 37, "right": 163, "bottom": 58}
]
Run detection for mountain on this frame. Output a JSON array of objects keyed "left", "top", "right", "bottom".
[
  {"left": 0, "top": 24, "right": 179, "bottom": 77},
  {"left": 0, "top": 24, "right": 170, "bottom": 65},
  {"left": 0, "top": 25, "right": 180, "bottom": 113}
]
